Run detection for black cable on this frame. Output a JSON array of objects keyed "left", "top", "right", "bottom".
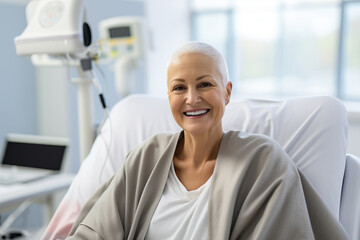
[{"left": 99, "top": 93, "right": 107, "bottom": 109}]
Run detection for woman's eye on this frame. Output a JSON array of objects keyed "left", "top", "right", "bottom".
[
  {"left": 199, "top": 82, "right": 213, "bottom": 88},
  {"left": 173, "top": 85, "right": 185, "bottom": 91}
]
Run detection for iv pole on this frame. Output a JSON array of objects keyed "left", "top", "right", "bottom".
[{"left": 73, "top": 64, "right": 95, "bottom": 162}]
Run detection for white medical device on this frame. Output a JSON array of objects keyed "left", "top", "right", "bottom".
[
  {"left": 98, "top": 17, "right": 144, "bottom": 97},
  {"left": 14, "top": 0, "right": 90, "bottom": 56},
  {"left": 14, "top": 0, "right": 94, "bottom": 162}
]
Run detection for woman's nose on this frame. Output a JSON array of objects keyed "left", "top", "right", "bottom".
[{"left": 186, "top": 88, "right": 201, "bottom": 105}]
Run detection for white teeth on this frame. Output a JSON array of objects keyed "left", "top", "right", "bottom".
[{"left": 185, "top": 110, "right": 208, "bottom": 116}]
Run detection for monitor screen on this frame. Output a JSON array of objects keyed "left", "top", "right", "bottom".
[
  {"left": 2, "top": 141, "right": 66, "bottom": 171},
  {"left": 109, "top": 26, "right": 131, "bottom": 38}
]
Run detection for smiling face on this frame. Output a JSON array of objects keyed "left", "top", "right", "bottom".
[{"left": 167, "top": 52, "right": 232, "bottom": 136}]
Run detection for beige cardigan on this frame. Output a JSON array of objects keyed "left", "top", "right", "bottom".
[{"left": 67, "top": 131, "right": 348, "bottom": 240}]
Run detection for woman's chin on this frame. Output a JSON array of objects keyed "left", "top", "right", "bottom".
[{"left": 182, "top": 124, "right": 221, "bottom": 136}]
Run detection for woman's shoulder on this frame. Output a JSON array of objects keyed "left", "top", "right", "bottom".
[
  {"left": 130, "top": 131, "right": 180, "bottom": 153},
  {"left": 124, "top": 131, "right": 180, "bottom": 168}
]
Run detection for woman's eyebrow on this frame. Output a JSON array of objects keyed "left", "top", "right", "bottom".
[
  {"left": 169, "top": 78, "right": 185, "bottom": 83},
  {"left": 196, "top": 75, "right": 213, "bottom": 81},
  {"left": 170, "top": 75, "right": 214, "bottom": 83}
]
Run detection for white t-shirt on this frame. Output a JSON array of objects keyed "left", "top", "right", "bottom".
[{"left": 145, "top": 163, "right": 212, "bottom": 240}]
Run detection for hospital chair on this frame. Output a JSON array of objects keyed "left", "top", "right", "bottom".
[{"left": 44, "top": 94, "right": 360, "bottom": 240}]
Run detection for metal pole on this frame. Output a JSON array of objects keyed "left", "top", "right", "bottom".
[{"left": 73, "top": 66, "right": 94, "bottom": 162}]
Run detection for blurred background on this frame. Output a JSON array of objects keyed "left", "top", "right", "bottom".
[
  {"left": 192, "top": 0, "right": 360, "bottom": 100},
  {"left": 0, "top": 0, "right": 359, "bottom": 236}
]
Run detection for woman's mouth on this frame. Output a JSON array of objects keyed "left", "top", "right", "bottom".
[{"left": 183, "top": 109, "right": 210, "bottom": 117}]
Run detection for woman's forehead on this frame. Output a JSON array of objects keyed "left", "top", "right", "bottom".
[
  {"left": 168, "top": 53, "right": 220, "bottom": 75},
  {"left": 171, "top": 52, "right": 215, "bottom": 64},
  {"left": 167, "top": 51, "right": 229, "bottom": 87}
]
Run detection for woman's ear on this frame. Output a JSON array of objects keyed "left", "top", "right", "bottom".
[{"left": 225, "top": 81, "right": 233, "bottom": 104}]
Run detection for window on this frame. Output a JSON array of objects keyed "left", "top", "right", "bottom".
[
  {"left": 343, "top": 2, "right": 360, "bottom": 99},
  {"left": 191, "top": 0, "right": 360, "bottom": 100}
]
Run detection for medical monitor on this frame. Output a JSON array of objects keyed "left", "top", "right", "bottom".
[{"left": 1, "top": 134, "right": 69, "bottom": 171}]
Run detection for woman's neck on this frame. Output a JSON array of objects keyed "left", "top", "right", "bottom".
[{"left": 176, "top": 128, "right": 223, "bottom": 167}]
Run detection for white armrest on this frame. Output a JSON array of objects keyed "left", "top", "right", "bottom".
[{"left": 340, "top": 154, "right": 360, "bottom": 240}]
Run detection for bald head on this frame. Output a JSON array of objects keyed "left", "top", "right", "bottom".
[{"left": 167, "top": 42, "right": 229, "bottom": 85}]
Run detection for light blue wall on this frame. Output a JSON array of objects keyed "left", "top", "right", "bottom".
[
  {"left": 0, "top": 3, "right": 38, "bottom": 155},
  {"left": 0, "top": 2, "right": 40, "bottom": 232}
]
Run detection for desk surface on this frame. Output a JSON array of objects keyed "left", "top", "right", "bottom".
[{"left": 0, "top": 173, "right": 74, "bottom": 210}]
